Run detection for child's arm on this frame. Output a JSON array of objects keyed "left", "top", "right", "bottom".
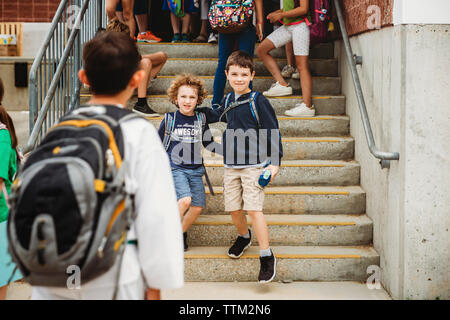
[
  {"left": 202, "top": 123, "right": 224, "bottom": 156},
  {"left": 157, "top": 118, "right": 166, "bottom": 143},
  {"left": 196, "top": 97, "right": 227, "bottom": 124},
  {"left": 267, "top": 0, "right": 309, "bottom": 23},
  {"left": 257, "top": 94, "right": 283, "bottom": 167}
]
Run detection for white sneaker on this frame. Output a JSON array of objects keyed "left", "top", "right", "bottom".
[
  {"left": 263, "top": 82, "right": 293, "bottom": 97},
  {"left": 281, "top": 65, "right": 295, "bottom": 78},
  {"left": 291, "top": 69, "right": 300, "bottom": 79},
  {"left": 285, "top": 102, "right": 315, "bottom": 116},
  {"left": 208, "top": 33, "right": 217, "bottom": 43}
]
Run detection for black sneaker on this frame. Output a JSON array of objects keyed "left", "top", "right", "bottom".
[
  {"left": 183, "top": 232, "right": 188, "bottom": 252},
  {"left": 132, "top": 102, "right": 160, "bottom": 117},
  {"left": 258, "top": 250, "right": 277, "bottom": 283},
  {"left": 227, "top": 229, "right": 251, "bottom": 259}
]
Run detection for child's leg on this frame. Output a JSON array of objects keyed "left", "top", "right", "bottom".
[
  {"left": 247, "top": 211, "right": 269, "bottom": 250},
  {"left": 121, "top": 0, "right": 136, "bottom": 37},
  {"left": 285, "top": 42, "right": 295, "bottom": 68},
  {"left": 295, "top": 55, "right": 312, "bottom": 108},
  {"left": 170, "top": 12, "right": 181, "bottom": 34},
  {"left": 142, "top": 52, "right": 168, "bottom": 80},
  {"left": 181, "top": 13, "right": 192, "bottom": 34},
  {"left": 178, "top": 196, "right": 192, "bottom": 221},
  {"left": 231, "top": 210, "right": 250, "bottom": 236},
  {"left": 138, "top": 58, "right": 152, "bottom": 98},
  {"left": 181, "top": 206, "right": 203, "bottom": 232},
  {"left": 256, "top": 31, "right": 290, "bottom": 87},
  {"left": 181, "top": 167, "right": 206, "bottom": 232},
  {"left": 106, "top": 0, "right": 121, "bottom": 20}
]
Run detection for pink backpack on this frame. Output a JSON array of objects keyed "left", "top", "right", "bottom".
[
  {"left": 307, "top": 0, "right": 331, "bottom": 46},
  {"left": 281, "top": 0, "right": 330, "bottom": 46}
]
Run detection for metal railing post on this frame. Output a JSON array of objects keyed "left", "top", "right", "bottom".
[{"left": 333, "top": 0, "right": 399, "bottom": 169}]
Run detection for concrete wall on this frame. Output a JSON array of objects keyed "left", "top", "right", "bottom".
[{"left": 337, "top": 24, "right": 450, "bottom": 300}]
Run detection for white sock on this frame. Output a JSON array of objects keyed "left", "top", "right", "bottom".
[
  {"left": 240, "top": 231, "right": 250, "bottom": 239},
  {"left": 260, "top": 248, "right": 272, "bottom": 257}
]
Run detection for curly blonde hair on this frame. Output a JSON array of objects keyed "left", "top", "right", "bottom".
[{"left": 167, "top": 74, "right": 208, "bottom": 107}]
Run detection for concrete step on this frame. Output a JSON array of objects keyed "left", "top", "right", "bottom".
[
  {"left": 162, "top": 281, "right": 391, "bottom": 300},
  {"left": 188, "top": 214, "right": 373, "bottom": 246},
  {"left": 184, "top": 245, "right": 379, "bottom": 281},
  {"left": 148, "top": 115, "right": 350, "bottom": 137},
  {"left": 160, "top": 58, "right": 338, "bottom": 77},
  {"left": 80, "top": 95, "right": 347, "bottom": 116},
  {"left": 203, "top": 136, "right": 354, "bottom": 161},
  {"left": 6, "top": 280, "right": 392, "bottom": 300},
  {"left": 203, "top": 160, "right": 360, "bottom": 186},
  {"left": 138, "top": 42, "right": 335, "bottom": 59},
  {"left": 111, "top": 75, "right": 341, "bottom": 96},
  {"left": 204, "top": 186, "right": 365, "bottom": 215}
]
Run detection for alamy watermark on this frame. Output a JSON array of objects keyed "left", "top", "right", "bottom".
[
  {"left": 366, "top": 5, "right": 382, "bottom": 30},
  {"left": 66, "top": 265, "right": 81, "bottom": 290},
  {"left": 366, "top": 265, "right": 382, "bottom": 290}
]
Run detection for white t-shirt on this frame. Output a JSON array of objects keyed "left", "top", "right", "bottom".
[{"left": 32, "top": 113, "right": 184, "bottom": 300}]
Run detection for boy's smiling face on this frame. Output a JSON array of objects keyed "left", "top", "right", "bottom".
[
  {"left": 226, "top": 65, "right": 255, "bottom": 95},
  {"left": 176, "top": 85, "right": 198, "bottom": 116}
]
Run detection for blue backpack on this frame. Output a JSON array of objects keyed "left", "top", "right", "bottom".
[
  {"left": 162, "top": 111, "right": 215, "bottom": 195},
  {"left": 219, "top": 92, "right": 261, "bottom": 127}
]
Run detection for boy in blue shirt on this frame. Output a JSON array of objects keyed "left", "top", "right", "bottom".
[
  {"left": 197, "top": 50, "right": 283, "bottom": 283},
  {"left": 158, "top": 74, "right": 220, "bottom": 251}
]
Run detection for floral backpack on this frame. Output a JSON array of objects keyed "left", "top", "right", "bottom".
[{"left": 208, "top": 0, "right": 255, "bottom": 34}]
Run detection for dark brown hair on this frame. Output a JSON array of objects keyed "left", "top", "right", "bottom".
[
  {"left": 0, "top": 78, "right": 18, "bottom": 149},
  {"left": 82, "top": 31, "right": 142, "bottom": 95},
  {"left": 225, "top": 50, "right": 255, "bottom": 73}
]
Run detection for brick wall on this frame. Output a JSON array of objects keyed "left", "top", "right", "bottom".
[
  {"left": 0, "top": 0, "right": 60, "bottom": 23},
  {"left": 341, "top": 0, "right": 393, "bottom": 36},
  {"left": 0, "top": 0, "right": 394, "bottom": 36}
]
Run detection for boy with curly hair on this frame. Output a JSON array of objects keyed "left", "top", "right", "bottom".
[{"left": 158, "top": 74, "right": 221, "bottom": 251}]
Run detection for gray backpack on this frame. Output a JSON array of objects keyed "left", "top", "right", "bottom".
[{"left": 7, "top": 105, "right": 138, "bottom": 297}]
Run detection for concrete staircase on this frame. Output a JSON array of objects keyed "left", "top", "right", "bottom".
[
  {"left": 9, "top": 41, "right": 384, "bottom": 297},
  {"left": 86, "top": 42, "right": 380, "bottom": 283}
]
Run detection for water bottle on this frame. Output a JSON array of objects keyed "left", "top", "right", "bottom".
[{"left": 258, "top": 169, "right": 272, "bottom": 187}]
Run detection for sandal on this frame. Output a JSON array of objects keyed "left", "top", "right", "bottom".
[{"left": 193, "top": 33, "right": 208, "bottom": 43}]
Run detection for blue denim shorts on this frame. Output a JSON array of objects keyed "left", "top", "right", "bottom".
[{"left": 171, "top": 166, "right": 206, "bottom": 207}]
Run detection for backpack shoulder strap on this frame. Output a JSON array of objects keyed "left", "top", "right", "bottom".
[
  {"left": 219, "top": 93, "right": 234, "bottom": 122},
  {"left": 163, "top": 112, "right": 176, "bottom": 151},
  {"left": 249, "top": 91, "right": 261, "bottom": 128},
  {"left": 195, "top": 111, "right": 207, "bottom": 135}
]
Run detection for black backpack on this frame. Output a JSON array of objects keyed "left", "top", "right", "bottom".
[{"left": 7, "top": 105, "right": 139, "bottom": 296}]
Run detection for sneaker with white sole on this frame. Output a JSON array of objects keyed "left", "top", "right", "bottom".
[
  {"left": 281, "top": 65, "right": 295, "bottom": 78},
  {"left": 208, "top": 33, "right": 218, "bottom": 44},
  {"left": 227, "top": 229, "right": 252, "bottom": 259},
  {"left": 291, "top": 69, "right": 300, "bottom": 79},
  {"left": 258, "top": 250, "right": 277, "bottom": 283},
  {"left": 285, "top": 102, "right": 315, "bottom": 117},
  {"left": 133, "top": 102, "right": 160, "bottom": 117},
  {"left": 263, "top": 82, "right": 293, "bottom": 97}
]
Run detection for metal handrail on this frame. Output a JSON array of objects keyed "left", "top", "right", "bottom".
[
  {"left": 26, "top": 0, "right": 105, "bottom": 153},
  {"left": 333, "top": 0, "right": 399, "bottom": 169}
]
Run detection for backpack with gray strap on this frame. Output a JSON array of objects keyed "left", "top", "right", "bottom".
[
  {"left": 162, "top": 111, "right": 215, "bottom": 195},
  {"left": 219, "top": 91, "right": 261, "bottom": 126},
  {"left": 7, "top": 105, "right": 139, "bottom": 297}
]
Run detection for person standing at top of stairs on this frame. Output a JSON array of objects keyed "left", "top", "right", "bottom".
[
  {"left": 256, "top": 0, "right": 315, "bottom": 116},
  {"left": 211, "top": 0, "right": 264, "bottom": 106}
]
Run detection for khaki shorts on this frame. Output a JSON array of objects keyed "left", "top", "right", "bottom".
[{"left": 223, "top": 167, "right": 265, "bottom": 212}]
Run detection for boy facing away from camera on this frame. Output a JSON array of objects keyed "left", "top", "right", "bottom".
[
  {"left": 158, "top": 74, "right": 221, "bottom": 252},
  {"left": 197, "top": 50, "right": 283, "bottom": 283}
]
